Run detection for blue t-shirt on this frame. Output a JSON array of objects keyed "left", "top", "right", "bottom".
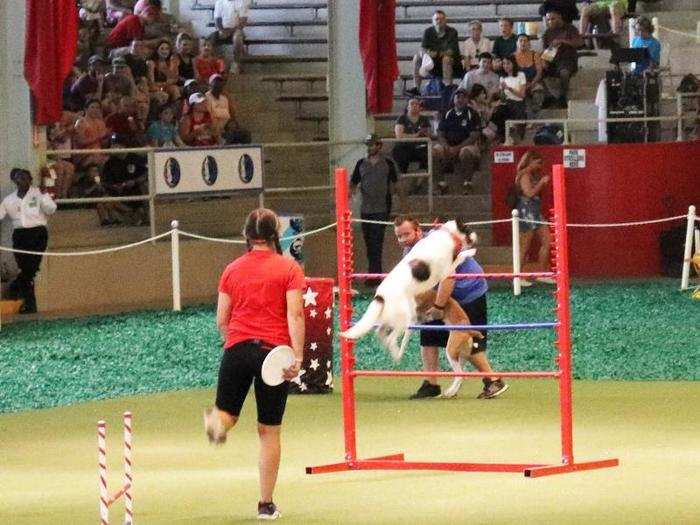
[
  {"left": 147, "top": 121, "right": 178, "bottom": 146},
  {"left": 452, "top": 257, "right": 488, "bottom": 304},
  {"left": 631, "top": 36, "right": 661, "bottom": 75}
]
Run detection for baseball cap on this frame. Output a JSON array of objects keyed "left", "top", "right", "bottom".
[
  {"left": 112, "top": 56, "right": 127, "bottom": 67},
  {"left": 188, "top": 92, "right": 206, "bottom": 105},
  {"left": 364, "top": 133, "right": 381, "bottom": 145},
  {"left": 183, "top": 79, "right": 197, "bottom": 88},
  {"left": 208, "top": 73, "right": 224, "bottom": 84},
  {"left": 88, "top": 54, "right": 106, "bottom": 65}
]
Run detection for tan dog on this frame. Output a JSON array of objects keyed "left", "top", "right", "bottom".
[{"left": 415, "top": 290, "right": 483, "bottom": 398}]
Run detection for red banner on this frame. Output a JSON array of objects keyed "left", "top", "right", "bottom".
[{"left": 25, "top": 0, "right": 78, "bottom": 125}]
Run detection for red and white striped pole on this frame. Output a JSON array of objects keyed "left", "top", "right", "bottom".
[
  {"left": 123, "top": 411, "right": 134, "bottom": 524},
  {"left": 98, "top": 420, "right": 109, "bottom": 525}
]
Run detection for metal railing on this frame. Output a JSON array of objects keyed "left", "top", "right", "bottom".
[{"left": 505, "top": 93, "right": 699, "bottom": 145}]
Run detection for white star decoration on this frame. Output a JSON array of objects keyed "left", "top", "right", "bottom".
[
  {"left": 325, "top": 370, "right": 333, "bottom": 387},
  {"left": 326, "top": 327, "right": 332, "bottom": 336},
  {"left": 309, "top": 358, "right": 319, "bottom": 371},
  {"left": 326, "top": 360, "right": 331, "bottom": 368},
  {"left": 302, "top": 287, "right": 318, "bottom": 307},
  {"left": 299, "top": 382, "right": 308, "bottom": 392},
  {"left": 290, "top": 369, "right": 306, "bottom": 384},
  {"left": 309, "top": 342, "right": 318, "bottom": 351},
  {"left": 309, "top": 309, "right": 317, "bottom": 318},
  {"left": 324, "top": 307, "right": 332, "bottom": 319}
]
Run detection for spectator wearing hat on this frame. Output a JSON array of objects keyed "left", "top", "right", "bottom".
[
  {"left": 542, "top": 9, "right": 583, "bottom": 107},
  {"left": 179, "top": 92, "right": 218, "bottom": 146},
  {"left": 408, "top": 10, "right": 463, "bottom": 96},
  {"left": 434, "top": 89, "right": 482, "bottom": 194},
  {"left": 0, "top": 168, "right": 57, "bottom": 314},
  {"left": 350, "top": 134, "right": 398, "bottom": 277},
  {"left": 194, "top": 37, "right": 227, "bottom": 84},
  {"left": 205, "top": 73, "right": 235, "bottom": 136},
  {"left": 102, "top": 56, "right": 137, "bottom": 98},
  {"left": 71, "top": 55, "right": 108, "bottom": 108},
  {"left": 461, "top": 21, "right": 494, "bottom": 70},
  {"left": 459, "top": 52, "right": 501, "bottom": 102},
  {"left": 107, "top": 6, "right": 160, "bottom": 49},
  {"left": 212, "top": 0, "right": 252, "bottom": 74}
]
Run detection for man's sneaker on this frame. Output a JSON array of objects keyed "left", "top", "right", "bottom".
[
  {"left": 258, "top": 501, "right": 281, "bottom": 520},
  {"left": 203, "top": 407, "right": 227, "bottom": 445},
  {"left": 409, "top": 380, "right": 441, "bottom": 399},
  {"left": 536, "top": 277, "right": 557, "bottom": 285},
  {"left": 477, "top": 379, "right": 509, "bottom": 399}
]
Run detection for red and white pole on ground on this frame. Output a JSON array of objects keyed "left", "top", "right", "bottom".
[
  {"left": 552, "top": 164, "right": 574, "bottom": 465},
  {"left": 335, "top": 167, "right": 358, "bottom": 463},
  {"left": 97, "top": 412, "right": 133, "bottom": 525}
]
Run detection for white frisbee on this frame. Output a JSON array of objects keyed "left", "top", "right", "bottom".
[{"left": 261, "top": 345, "right": 295, "bottom": 386}]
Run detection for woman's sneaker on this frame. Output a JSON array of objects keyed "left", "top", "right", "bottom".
[
  {"left": 409, "top": 380, "right": 441, "bottom": 399},
  {"left": 477, "top": 379, "right": 509, "bottom": 399},
  {"left": 258, "top": 501, "right": 281, "bottom": 520}
]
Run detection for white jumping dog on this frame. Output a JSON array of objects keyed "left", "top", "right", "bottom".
[{"left": 342, "top": 220, "right": 476, "bottom": 362}]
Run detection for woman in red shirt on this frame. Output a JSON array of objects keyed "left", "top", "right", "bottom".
[{"left": 204, "top": 208, "right": 305, "bottom": 520}]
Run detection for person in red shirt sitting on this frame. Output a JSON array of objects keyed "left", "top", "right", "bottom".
[
  {"left": 204, "top": 207, "right": 305, "bottom": 521},
  {"left": 107, "top": 6, "right": 159, "bottom": 50},
  {"left": 193, "top": 37, "right": 226, "bottom": 84},
  {"left": 179, "top": 92, "right": 218, "bottom": 146}
]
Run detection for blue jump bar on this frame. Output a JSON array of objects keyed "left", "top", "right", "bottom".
[{"left": 407, "top": 322, "right": 558, "bottom": 331}]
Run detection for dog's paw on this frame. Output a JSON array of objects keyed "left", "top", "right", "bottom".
[{"left": 441, "top": 388, "right": 459, "bottom": 399}]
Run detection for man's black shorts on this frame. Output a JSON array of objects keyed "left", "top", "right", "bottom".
[
  {"left": 215, "top": 340, "right": 289, "bottom": 425},
  {"left": 419, "top": 294, "right": 488, "bottom": 353}
]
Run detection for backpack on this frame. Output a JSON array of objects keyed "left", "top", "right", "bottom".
[{"left": 505, "top": 182, "right": 521, "bottom": 209}]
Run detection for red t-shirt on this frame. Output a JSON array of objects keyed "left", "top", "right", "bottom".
[
  {"left": 108, "top": 15, "right": 145, "bottom": 48},
  {"left": 218, "top": 250, "right": 306, "bottom": 349},
  {"left": 194, "top": 56, "right": 225, "bottom": 83}
]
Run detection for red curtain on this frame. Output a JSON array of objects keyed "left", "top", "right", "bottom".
[
  {"left": 359, "top": 0, "right": 399, "bottom": 114},
  {"left": 24, "top": 0, "right": 78, "bottom": 125}
]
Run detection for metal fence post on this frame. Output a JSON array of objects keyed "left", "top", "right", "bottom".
[
  {"left": 680, "top": 205, "right": 697, "bottom": 291},
  {"left": 171, "top": 220, "right": 182, "bottom": 312},
  {"left": 512, "top": 209, "right": 522, "bottom": 296},
  {"left": 147, "top": 150, "right": 157, "bottom": 242}
]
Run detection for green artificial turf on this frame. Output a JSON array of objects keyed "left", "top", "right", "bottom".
[
  {"left": 1, "top": 381, "right": 700, "bottom": 524},
  {"left": 0, "top": 281, "right": 698, "bottom": 413}
]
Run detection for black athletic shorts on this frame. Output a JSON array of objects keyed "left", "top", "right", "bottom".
[
  {"left": 419, "top": 294, "right": 488, "bottom": 353},
  {"left": 215, "top": 340, "right": 289, "bottom": 426}
]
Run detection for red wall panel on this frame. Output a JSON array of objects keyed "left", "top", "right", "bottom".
[{"left": 491, "top": 140, "right": 700, "bottom": 276}]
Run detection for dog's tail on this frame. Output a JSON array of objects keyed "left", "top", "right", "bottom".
[{"left": 341, "top": 296, "right": 385, "bottom": 340}]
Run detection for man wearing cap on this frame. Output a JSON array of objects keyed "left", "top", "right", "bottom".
[
  {"left": 107, "top": 6, "right": 160, "bottom": 49},
  {"left": 0, "top": 169, "right": 57, "bottom": 314},
  {"left": 212, "top": 0, "right": 252, "bottom": 73},
  {"left": 434, "top": 89, "right": 482, "bottom": 194},
  {"left": 71, "top": 55, "right": 108, "bottom": 108},
  {"left": 350, "top": 135, "right": 398, "bottom": 278},
  {"left": 102, "top": 56, "right": 136, "bottom": 98},
  {"left": 459, "top": 52, "right": 501, "bottom": 101}
]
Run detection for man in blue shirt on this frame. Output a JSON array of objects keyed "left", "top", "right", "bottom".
[
  {"left": 631, "top": 17, "right": 661, "bottom": 75},
  {"left": 394, "top": 215, "right": 508, "bottom": 400}
]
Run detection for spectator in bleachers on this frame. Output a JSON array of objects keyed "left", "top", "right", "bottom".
[
  {"left": 467, "top": 84, "right": 499, "bottom": 143},
  {"left": 459, "top": 52, "right": 500, "bottom": 102},
  {"left": 46, "top": 112, "right": 80, "bottom": 199},
  {"left": 175, "top": 32, "right": 196, "bottom": 84},
  {"left": 179, "top": 92, "right": 218, "bottom": 146},
  {"left": 542, "top": 9, "right": 583, "bottom": 107},
  {"left": 392, "top": 98, "right": 432, "bottom": 189},
  {"left": 74, "top": 163, "right": 125, "bottom": 227},
  {"left": 147, "top": 39, "right": 181, "bottom": 102},
  {"left": 212, "top": 0, "right": 252, "bottom": 74},
  {"left": 73, "top": 98, "right": 110, "bottom": 169},
  {"left": 148, "top": 104, "right": 185, "bottom": 147},
  {"left": 434, "top": 89, "right": 481, "bottom": 195},
  {"left": 102, "top": 135, "right": 149, "bottom": 225},
  {"left": 205, "top": 73, "right": 234, "bottom": 136},
  {"left": 539, "top": 0, "right": 579, "bottom": 24},
  {"left": 461, "top": 20, "right": 493, "bottom": 71},
  {"left": 79, "top": 0, "right": 106, "bottom": 30},
  {"left": 580, "top": 0, "right": 626, "bottom": 36},
  {"left": 103, "top": 56, "right": 135, "bottom": 98},
  {"left": 71, "top": 55, "right": 108, "bottom": 109},
  {"left": 492, "top": 18, "right": 518, "bottom": 62},
  {"left": 107, "top": 6, "right": 159, "bottom": 50},
  {"left": 194, "top": 37, "right": 226, "bottom": 85},
  {"left": 492, "top": 56, "right": 527, "bottom": 143},
  {"left": 76, "top": 23, "right": 103, "bottom": 70},
  {"left": 350, "top": 134, "right": 398, "bottom": 277},
  {"left": 105, "top": 95, "right": 146, "bottom": 146},
  {"left": 106, "top": 0, "right": 135, "bottom": 26},
  {"left": 514, "top": 34, "right": 545, "bottom": 117},
  {"left": 408, "top": 10, "right": 463, "bottom": 96},
  {"left": 631, "top": 17, "right": 661, "bottom": 75},
  {"left": 222, "top": 117, "right": 252, "bottom": 145},
  {"left": 120, "top": 39, "right": 150, "bottom": 82}
]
